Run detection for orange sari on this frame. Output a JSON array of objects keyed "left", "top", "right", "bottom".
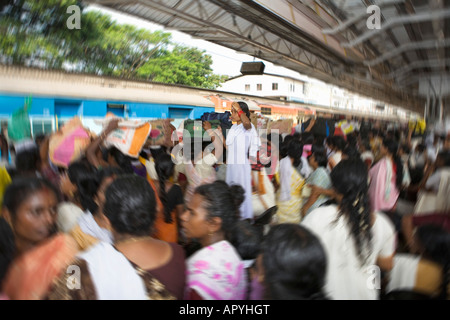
[
  {"left": 148, "top": 178, "right": 179, "bottom": 243},
  {"left": 2, "top": 233, "right": 78, "bottom": 300},
  {"left": 139, "top": 157, "right": 178, "bottom": 243}
]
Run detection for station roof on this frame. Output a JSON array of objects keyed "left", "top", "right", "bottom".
[{"left": 85, "top": 0, "right": 449, "bottom": 115}]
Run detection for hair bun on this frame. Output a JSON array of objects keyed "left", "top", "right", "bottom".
[{"left": 229, "top": 184, "right": 245, "bottom": 209}]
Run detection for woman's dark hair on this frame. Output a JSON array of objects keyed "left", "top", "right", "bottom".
[
  {"left": 346, "top": 132, "right": 358, "bottom": 148},
  {"left": 150, "top": 146, "right": 167, "bottom": 160},
  {"left": 96, "top": 166, "right": 125, "bottom": 186},
  {"left": 343, "top": 145, "right": 361, "bottom": 160},
  {"left": 229, "top": 219, "right": 263, "bottom": 261},
  {"left": 103, "top": 175, "right": 157, "bottom": 236},
  {"left": 15, "top": 148, "right": 40, "bottom": 176},
  {"left": 154, "top": 153, "right": 175, "bottom": 224},
  {"left": 360, "top": 139, "right": 371, "bottom": 151},
  {"left": 311, "top": 144, "right": 326, "bottom": 155},
  {"left": 301, "top": 132, "right": 314, "bottom": 145},
  {"left": 193, "top": 180, "right": 242, "bottom": 241},
  {"left": 0, "top": 217, "right": 15, "bottom": 286},
  {"left": 237, "top": 101, "right": 251, "bottom": 119},
  {"left": 268, "top": 133, "right": 282, "bottom": 156},
  {"left": 67, "top": 159, "right": 99, "bottom": 214},
  {"left": 261, "top": 223, "right": 328, "bottom": 300},
  {"left": 280, "top": 135, "right": 294, "bottom": 159},
  {"left": 325, "top": 136, "right": 334, "bottom": 149},
  {"left": 415, "top": 224, "right": 450, "bottom": 300},
  {"left": 139, "top": 149, "right": 149, "bottom": 160},
  {"left": 330, "top": 159, "right": 373, "bottom": 266},
  {"left": 107, "top": 146, "right": 134, "bottom": 174},
  {"left": 382, "top": 138, "right": 404, "bottom": 190},
  {"left": 229, "top": 219, "right": 264, "bottom": 301},
  {"left": 3, "top": 177, "right": 60, "bottom": 218},
  {"left": 311, "top": 150, "right": 328, "bottom": 168},
  {"left": 287, "top": 140, "right": 303, "bottom": 168},
  {"left": 230, "top": 184, "right": 245, "bottom": 209},
  {"left": 94, "top": 166, "right": 125, "bottom": 215},
  {"left": 333, "top": 135, "right": 346, "bottom": 152},
  {"left": 292, "top": 132, "right": 302, "bottom": 142},
  {"left": 399, "top": 143, "right": 411, "bottom": 155},
  {"left": 437, "top": 150, "right": 450, "bottom": 167}
]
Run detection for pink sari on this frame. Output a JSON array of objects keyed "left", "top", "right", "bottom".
[
  {"left": 186, "top": 240, "right": 247, "bottom": 300},
  {"left": 368, "top": 157, "right": 400, "bottom": 212}
]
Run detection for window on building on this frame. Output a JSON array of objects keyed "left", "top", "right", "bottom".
[
  {"left": 245, "top": 84, "right": 250, "bottom": 91},
  {"left": 272, "top": 83, "right": 278, "bottom": 91},
  {"left": 31, "top": 118, "right": 53, "bottom": 136},
  {"left": 107, "top": 103, "right": 125, "bottom": 117},
  {"left": 261, "top": 107, "right": 272, "bottom": 115},
  {"left": 290, "top": 84, "right": 295, "bottom": 92},
  {"left": 257, "top": 84, "right": 262, "bottom": 91}
]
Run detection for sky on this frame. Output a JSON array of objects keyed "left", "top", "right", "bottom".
[
  {"left": 84, "top": 4, "right": 414, "bottom": 115},
  {"left": 85, "top": 4, "right": 307, "bottom": 80}
]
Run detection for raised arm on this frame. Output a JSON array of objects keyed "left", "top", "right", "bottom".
[
  {"left": 304, "top": 117, "right": 316, "bottom": 132},
  {"left": 232, "top": 102, "right": 252, "bottom": 131},
  {"left": 86, "top": 118, "right": 120, "bottom": 169},
  {"left": 203, "top": 121, "right": 224, "bottom": 162}
]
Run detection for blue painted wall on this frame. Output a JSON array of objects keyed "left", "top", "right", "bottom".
[{"left": 0, "top": 93, "right": 214, "bottom": 119}]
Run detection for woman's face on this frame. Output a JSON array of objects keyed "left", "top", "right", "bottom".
[
  {"left": 308, "top": 154, "right": 318, "bottom": 169},
  {"left": 180, "top": 193, "right": 210, "bottom": 241},
  {"left": 230, "top": 106, "right": 241, "bottom": 123},
  {"left": 10, "top": 188, "right": 58, "bottom": 245}
]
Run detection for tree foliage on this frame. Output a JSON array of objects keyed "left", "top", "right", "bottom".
[{"left": 0, "top": 0, "right": 229, "bottom": 89}]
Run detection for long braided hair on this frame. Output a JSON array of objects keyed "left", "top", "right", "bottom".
[
  {"left": 154, "top": 153, "right": 175, "bottom": 224},
  {"left": 330, "top": 159, "right": 373, "bottom": 266}
]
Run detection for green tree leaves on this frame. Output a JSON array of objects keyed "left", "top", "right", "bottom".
[{"left": 0, "top": 1, "right": 228, "bottom": 89}]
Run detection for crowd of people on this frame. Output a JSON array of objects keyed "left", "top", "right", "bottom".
[{"left": 0, "top": 101, "right": 449, "bottom": 300}]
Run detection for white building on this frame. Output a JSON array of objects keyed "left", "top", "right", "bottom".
[
  {"left": 219, "top": 73, "right": 309, "bottom": 103},
  {"left": 219, "top": 72, "right": 418, "bottom": 122}
]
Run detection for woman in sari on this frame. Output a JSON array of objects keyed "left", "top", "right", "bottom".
[
  {"left": 301, "top": 149, "right": 332, "bottom": 218},
  {"left": 275, "top": 139, "right": 305, "bottom": 224},
  {"left": 181, "top": 180, "right": 247, "bottom": 300},
  {"left": 58, "top": 159, "right": 98, "bottom": 234},
  {"left": 368, "top": 138, "right": 404, "bottom": 213},
  {"left": 225, "top": 102, "right": 261, "bottom": 220},
  {"left": 68, "top": 166, "right": 123, "bottom": 251},
  {"left": 326, "top": 136, "right": 346, "bottom": 172},
  {"left": 151, "top": 153, "right": 184, "bottom": 243},
  {"left": 1, "top": 177, "right": 78, "bottom": 300},
  {"left": 302, "top": 159, "right": 397, "bottom": 300},
  {"left": 47, "top": 175, "right": 186, "bottom": 300}
]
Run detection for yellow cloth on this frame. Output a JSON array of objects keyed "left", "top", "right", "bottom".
[
  {"left": 275, "top": 169, "right": 305, "bottom": 224},
  {"left": 69, "top": 225, "right": 99, "bottom": 251},
  {"left": 0, "top": 166, "right": 11, "bottom": 211},
  {"left": 408, "top": 119, "right": 426, "bottom": 135}
]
